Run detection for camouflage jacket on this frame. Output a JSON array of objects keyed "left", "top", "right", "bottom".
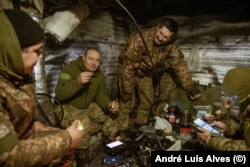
[
  {"left": 119, "top": 26, "right": 194, "bottom": 94},
  {"left": 0, "top": 10, "right": 71, "bottom": 167},
  {"left": 0, "top": 80, "right": 72, "bottom": 167},
  {"left": 206, "top": 96, "right": 250, "bottom": 151}
]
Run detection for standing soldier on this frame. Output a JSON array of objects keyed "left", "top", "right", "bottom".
[{"left": 118, "top": 18, "right": 200, "bottom": 130}]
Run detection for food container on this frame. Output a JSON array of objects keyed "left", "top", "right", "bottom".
[{"left": 194, "top": 105, "right": 213, "bottom": 119}]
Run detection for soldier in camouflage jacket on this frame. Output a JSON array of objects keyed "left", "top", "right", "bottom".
[
  {"left": 197, "top": 67, "right": 250, "bottom": 150},
  {"left": 118, "top": 18, "right": 199, "bottom": 130},
  {"left": 0, "top": 9, "right": 84, "bottom": 167}
]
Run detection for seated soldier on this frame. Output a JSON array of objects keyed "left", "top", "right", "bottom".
[
  {"left": 197, "top": 67, "right": 250, "bottom": 151},
  {"left": 0, "top": 9, "right": 85, "bottom": 167},
  {"left": 54, "top": 47, "right": 120, "bottom": 166}
]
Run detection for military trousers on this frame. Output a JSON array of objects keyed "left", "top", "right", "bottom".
[
  {"left": 154, "top": 70, "right": 177, "bottom": 116},
  {"left": 54, "top": 103, "right": 118, "bottom": 149},
  {"left": 118, "top": 76, "right": 154, "bottom": 130}
]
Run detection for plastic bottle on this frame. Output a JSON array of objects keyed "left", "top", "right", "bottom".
[
  {"left": 163, "top": 103, "right": 169, "bottom": 120},
  {"left": 168, "top": 108, "right": 176, "bottom": 124}
]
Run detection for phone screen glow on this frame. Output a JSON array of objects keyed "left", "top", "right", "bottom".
[
  {"left": 106, "top": 141, "right": 123, "bottom": 148},
  {"left": 194, "top": 118, "right": 221, "bottom": 134}
]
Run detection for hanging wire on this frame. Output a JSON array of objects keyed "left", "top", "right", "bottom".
[
  {"left": 12, "top": 0, "right": 21, "bottom": 10},
  {"left": 115, "top": 0, "right": 161, "bottom": 112}
]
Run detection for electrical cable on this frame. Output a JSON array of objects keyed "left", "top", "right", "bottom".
[
  {"left": 12, "top": 0, "right": 21, "bottom": 10},
  {"left": 115, "top": 0, "right": 161, "bottom": 112},
  {"left": 36, "top": 93, "right": 64, "bottom": 127},
  {"left": 115, "top": 0, "right": 155, "bottom": 73}
]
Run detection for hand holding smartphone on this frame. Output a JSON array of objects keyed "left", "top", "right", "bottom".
[{"left": 192, "top": 118, "right": 222, "bottom": 135}]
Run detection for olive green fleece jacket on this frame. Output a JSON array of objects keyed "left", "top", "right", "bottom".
[
  {"left": 0, "top": 10, "right": 71, "bottom": 167},
  {"left": 55, "top": 57, "right": 110, "bottom": 110}
]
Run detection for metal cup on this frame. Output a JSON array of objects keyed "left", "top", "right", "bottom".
[
  {"left": 180, "top": 110, "right": 192, "bottom": 127},
  {"left": 139, "top": 150, "right": 150, "bottom": 166}
]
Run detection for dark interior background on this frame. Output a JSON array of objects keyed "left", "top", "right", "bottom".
[
  {"left": 40, "top": 0, "right": 250, "bottom": 23},
  {"left": 1, "top": 0, "right": 250, "bottom": 99}
]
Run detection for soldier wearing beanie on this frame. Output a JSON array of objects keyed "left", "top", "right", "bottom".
[
  {"left": 1, "top": 9, "right": 45, "bottom": 76},
  {"left": 0, "top": 9, "right": 85, "bottom": 167},
  {"left": 196, "top": 67, "right": 250, "bottom": 151},
  {"left": 4, "top": 9, "right": 45, "bottom": 49}
]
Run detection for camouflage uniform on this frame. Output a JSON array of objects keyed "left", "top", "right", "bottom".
[
  {"left": 54, "top": 103, "right": 118, "bottom": 149},
  {"left": 54, "top": 58, "right": 118, "bottom": 155},
  {"left": 118, "top": 26, "right": 194, "bottom": 130},
  {"left": 205, "top": 67, "right": 250, "bottom": 151},
  {"left": 0, "top": 10, "right": 71, "bottom": 166},
  {"left": 153, "top": 68, "right": 178, "bottom": 116},
  {"left": 206, "top": 96, "right": 250, "bottom": 150}
]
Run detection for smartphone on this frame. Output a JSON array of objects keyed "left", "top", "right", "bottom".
[
  {"left": 106, "top": 141, "right": 123, "bottom": 148},
  {"left": 193, "top": 118, "right": 221, "bottom": 135},
  {"left": 190, "top": 122, "right": 199, "bottom": 131}
]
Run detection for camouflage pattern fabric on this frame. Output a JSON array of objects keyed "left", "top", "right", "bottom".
[
  {"left": 206, "top": 97, "right": 250, "bottom": 151},
  {"left": 222, "top": 119, "right": 241, "bottom": 137},
  {"left": 0, "top": 10, "right": 72, "bottom": 166},
  {"left": 153, "top": 70, "right": 177, "bottom": 116},
  {"left": 0, "top": 82, "right": 72, "bottom": 167},
  {"left": 118, "top": 26, "right": 194, "bottom": 130},
  {"left": 134, "top": 77, "right": 154, "bottom": 124},
  {"left": 117, "top": 94, "right": 136, "bottom": 130},
  {"left": 155, "top": 69, "right": 178, "bottom": 102},
  {"left": 119, "top": 26, "right": 194, "bottom": 95},
  {"left": 118, "top": 76, "right": 154, "bottom": 129},
  {"left": 207, "top": 134, "right": 250, "bottom": 151},
  {"left": 54, "top": 102, "right": 118, "bottom": 149}
]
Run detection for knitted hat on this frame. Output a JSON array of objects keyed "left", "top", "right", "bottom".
[
  {"left": 4, "top": 9, "right": 45, "bottom": 48},
  {"left": 222, "top": 67, "right": 250, "bottom": 101}
]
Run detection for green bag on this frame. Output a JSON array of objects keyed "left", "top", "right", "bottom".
[{"left": 168, "top": 85, "right": 221, "bottom": 111}]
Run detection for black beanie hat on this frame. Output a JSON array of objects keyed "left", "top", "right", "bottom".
[{"left": 4, "top": 9, "right": 45, "bottom": 48}]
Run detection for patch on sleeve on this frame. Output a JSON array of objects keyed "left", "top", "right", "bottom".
[
  {"left": 0, "top": 123, "right": 11, "bottom": 140},
  {"left": 59, "top": 73, "right": 71, "bottom": 80}
]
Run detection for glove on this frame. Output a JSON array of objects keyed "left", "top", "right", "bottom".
[
  {"left": 119, "top": 92, "right": 132, "bottom": 103},
  {"left": 187, "top": 88, "right": 201, "bottom": 101}
]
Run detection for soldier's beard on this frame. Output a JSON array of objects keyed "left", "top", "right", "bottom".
[
  {"left": 154, "top": 40, "right": 167, "bottom": 47},
  {"left": 154, "top": 36, "right": 169, "bottom": 46}
]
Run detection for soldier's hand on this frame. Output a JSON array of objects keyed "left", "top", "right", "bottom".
[
  {"left": 210, "top": 121, "right": 227, "bottom": 133},
  {"left": 66, "top": 120, "right": 85, "bottom": 148},
  {"left": 77, "top": 72, "right": 93, "bottom": 85},
  {"left": 107, "top": 100, "right": 119, "bottom": 113},
  {"left": 34, "top": 121, "right": 59, "bottom": 132},
  {"left": 196, "top": 127, "right": 211, "bottom": 144},
  {"left": 243, "top": 104, "right": 250, "bottom": 116},
  {"left": 187, "top": 88, "right": 201, "bottom": 101}
]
